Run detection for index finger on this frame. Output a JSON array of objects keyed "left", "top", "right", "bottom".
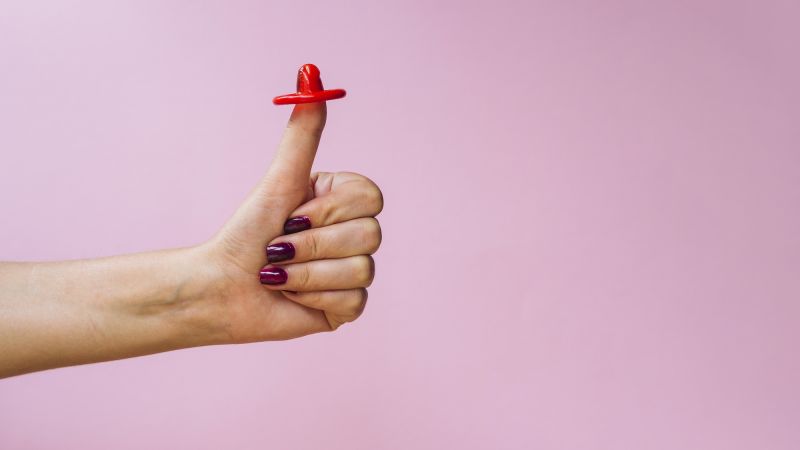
[{"left": 283, "top": 172, "right": 384, "bottom": 233}]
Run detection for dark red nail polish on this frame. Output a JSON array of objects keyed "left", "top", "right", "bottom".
[
  {"left": 266, "top": 242, "right": 295, "bottom": 263},
  {"left": 260, "top": 266, "right": 288, "bottom": 285},
  {"left": 284, "top": 216, "right": 311, "bottom": 234}
]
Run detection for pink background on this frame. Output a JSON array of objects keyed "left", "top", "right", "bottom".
[{"left": 1, "top": 1, "right": 799, "bottom": 448}]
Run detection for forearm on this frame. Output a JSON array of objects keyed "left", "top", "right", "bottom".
[
  {"left": 0, "top": 247, "right": 224, "bottom": 378},
  {"left": 0, "top": 95, "right": 379, "bottom": 378}
]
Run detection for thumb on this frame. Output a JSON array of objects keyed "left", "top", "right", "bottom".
[
  {"left": 262, "top": 102, "right": 327, "bottom": 204},
  {"left": 213, "top": 103, "right": 326, "bottom": 268}
]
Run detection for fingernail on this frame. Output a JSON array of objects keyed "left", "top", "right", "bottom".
[
  {"left": 259, "top": 266, "right": 288, "bottom": 285},
  {"left": 266, "top": 242, "right": 295, "bottom": 263},
  {"left": 284, "top": 216, "right": 311, "bottom": 234}
]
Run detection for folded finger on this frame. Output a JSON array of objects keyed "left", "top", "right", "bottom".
[
  {"left": 259, "top": 255, "right": 375, "bottom": 291},
  {"left": 282, "top": 289, "right": 368, "bottom": 330},
  {"left": 283, "top": 172, "right": 383, "bottom": 234},
  {"left": 266, "top": 217, "right": 381, "bottom": 264}
]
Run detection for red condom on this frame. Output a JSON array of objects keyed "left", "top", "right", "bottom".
[{"left": 272, "top": 64, "right": 346, "bottom": 105}]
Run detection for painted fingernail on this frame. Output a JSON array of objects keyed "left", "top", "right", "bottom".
[
  {"left": 266, "top": 242, "right": 295, "bottom": 263},
  {"left": 284, "top": 216, "right": 311, "bottom": 234},
  {"left": 259, "top": 266, "right": 288, "bottom": 285}
]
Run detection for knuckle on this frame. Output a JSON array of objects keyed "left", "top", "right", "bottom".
[
  {"left": 304, "top": 231, "right": 321, "bottom": 260},
  {"left": 357, "top": 287, "right": 369, "bottom": 303},
  {"left": 317, "top": 205, "right": 332, "bottom": 228},
  {"left": 294, "top": 264, "right": 312, "bottom": 289},
  {"left": 355, "top": 288, "right": 369, "bottom": 315},
  {"left": 361, "top": 218, "right": 382, "bottom": 253},
  {"left": 343, "top": 289, "right": 369, "bottom": 323},
  {"left": 345, "top": 173, "right": 383, "bottom": 216},
  {"left": 363, "top": 180, "right": 384, "bottom": 215},
  {"left": 354, "top": 255, "right": 375, "bottom": 287}
]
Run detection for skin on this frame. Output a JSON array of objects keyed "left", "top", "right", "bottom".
[{"left": 0, "top": 102, "right": 383, "bottom": 379}]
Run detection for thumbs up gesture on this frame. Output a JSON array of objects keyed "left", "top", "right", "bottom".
[
  {"left": 0, "top": 69, "right": 382, "bottom": 378},
  {"left": 198, "top": 101, "right": 383, "bottom": 343}
]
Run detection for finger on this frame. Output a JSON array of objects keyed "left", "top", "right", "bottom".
[
  {"left": 258, "top": 294, "right": 332, "bottom": 338},
  {"left": 259, "top": 255, "right": 375, "bottom": 291},
  {"left": 283, "top": 173, "right": 384, "bottom": 234},
  {"left": 282, "top": 289, "right": 368, "bottom": 330},
  {"left": 214, "top": 102, "right": 327, "bottom": 267},
  {"left": 266, "top": 218, "right": 382, "bottom": 264},
  {"left": 260, "top": 102, "right": 327, "bottom": 208}
]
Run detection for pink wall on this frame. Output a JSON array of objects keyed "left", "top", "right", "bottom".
[{"left": 1, "top": 1, "right": 799, "bottom": 448}]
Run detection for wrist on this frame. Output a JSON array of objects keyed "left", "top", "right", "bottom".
[
  {"left": 80, "top": 246, "right": 232, "bottom": 357},
  {"left": 145, "top": 245, "right": 233, "bottom": 348}
]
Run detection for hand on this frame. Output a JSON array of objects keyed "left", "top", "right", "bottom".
[
  {"left": 0, "top": 101, "right": 380, "bottom": 378},
  {"left": 195, "top": 102, "right": 383, "bottom": 343}
]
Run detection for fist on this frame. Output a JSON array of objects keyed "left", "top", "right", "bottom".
[{"left": 196, "top": 103, "right": 383, "bottom": 343}]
